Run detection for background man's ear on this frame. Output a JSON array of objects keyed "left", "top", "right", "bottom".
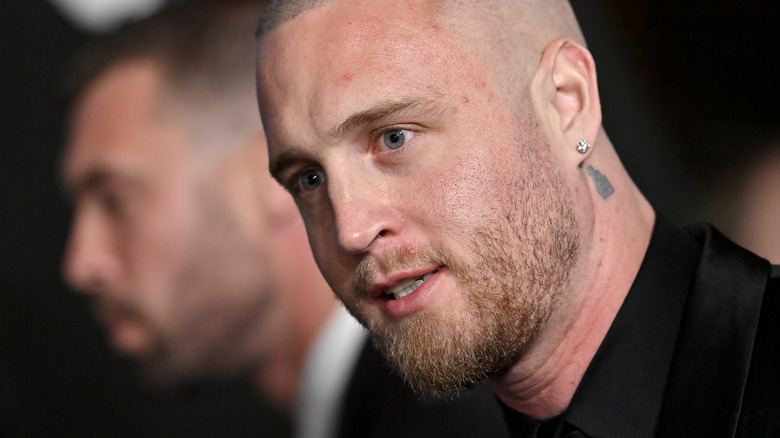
[{"left": 531, "top": 38, "right": 602, "bottom": 165}]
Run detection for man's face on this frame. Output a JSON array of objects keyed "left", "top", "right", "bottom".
[
  {"left": 63, "top": 61, "right": 278, "bottom": 385},
  {"left": 259, "top": 0, "right": 580, "bottom": 394}
]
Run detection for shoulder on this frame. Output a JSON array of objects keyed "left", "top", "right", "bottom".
[{"left": 657, "top": 222, "right": 773, "bottom": 436}]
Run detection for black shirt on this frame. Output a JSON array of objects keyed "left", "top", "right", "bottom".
[{"left": 503, "top": 217, "right": 702, "bottom": 437}]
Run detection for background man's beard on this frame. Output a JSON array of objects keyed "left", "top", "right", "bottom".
[
  {"left": 137, "top": 338, "right": 247, "bottom": 389},
  {"left": 138, "top": 346, "right": 185, "bottom": 389}
]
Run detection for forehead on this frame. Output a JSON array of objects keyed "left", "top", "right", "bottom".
[
  {"left": 257, "top": 0, "right": 487, "bottom": 150},
  {"left": 64, "top": 61, "right": 186, "bottom": 187}
]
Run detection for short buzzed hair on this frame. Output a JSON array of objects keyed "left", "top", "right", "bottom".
[
  {"left": 256, "top": 0, "right": 327, "bottom": 37},
  {"left": 257, "top": 0, "right": 452, "bottom": 37}
]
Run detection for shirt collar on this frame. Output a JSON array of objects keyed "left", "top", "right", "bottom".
[{"left": 294, "top": 306, "right": 368, "bottom": 438}]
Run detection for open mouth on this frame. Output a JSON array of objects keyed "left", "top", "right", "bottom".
[{"left": 383, "top": 269, "right": 439, "bottom": 300}]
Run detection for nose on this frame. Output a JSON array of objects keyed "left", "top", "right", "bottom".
[
  {"left": 63, "top": 208, "right": 117, "bottom": 294},
  {"left": 329, "top": 174, "right": 402, "bottom": 255}
]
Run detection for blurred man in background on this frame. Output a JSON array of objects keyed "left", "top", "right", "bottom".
[
  {"left": 730, "top": 146, "right": 780, "bottom": 264},
  {"left": 61, "top": 1, "right": 508, "bottom": 437}
]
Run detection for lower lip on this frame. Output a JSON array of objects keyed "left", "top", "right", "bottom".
[
  {"left": 379, "top": 269, "right": 444, "bottom": 319},
  {"left": 102, "top": 313, "right": 148, "bottom": 356}
]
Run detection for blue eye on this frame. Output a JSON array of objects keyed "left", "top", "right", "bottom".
[
  {"left": 382, "top": 129, "right": 407, "bottom": 150},
  {"left": 296, "top": 169, "right": 325, "bottom": 192}
]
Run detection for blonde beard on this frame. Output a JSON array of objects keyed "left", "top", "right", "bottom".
[{"left": 347, "top": 178, "right": 579, "bottom": 397}]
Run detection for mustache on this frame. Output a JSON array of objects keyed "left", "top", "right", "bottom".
[
  {"left": 92, "top": 295, "right": 142, "bottom": 325},
  {"left": 351, "top": 244, "right": 456, "bottom": 296}
]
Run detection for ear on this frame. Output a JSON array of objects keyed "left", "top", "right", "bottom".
[{"left": 531, "top": 38, "right": 602, "bottom": 166}]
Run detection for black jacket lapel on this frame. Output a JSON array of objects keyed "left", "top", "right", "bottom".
[{"left": 657, "top": 225, "right": 770, "bottom": 437}]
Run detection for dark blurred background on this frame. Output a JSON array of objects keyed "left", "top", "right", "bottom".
[{"left": 2, "top": 0, "right": 778, "bottom": 436}]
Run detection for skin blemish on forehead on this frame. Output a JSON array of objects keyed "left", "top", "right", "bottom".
[
  {"left": 475, "top": 80, "right": 487, "bottom": 89},
  {"left": 342, "top": 73, "right": 353, "bottom": 82}
]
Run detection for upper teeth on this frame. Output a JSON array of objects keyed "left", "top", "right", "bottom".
[{"left": 386, "top": 271, "right": 436, "bottom": 300}]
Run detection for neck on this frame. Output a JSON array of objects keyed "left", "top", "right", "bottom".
[
  {"left": 249, "top": 295, "right": 339, "bottom": 414},
  {"left": 489, "top": 271, "right": 629, "bottom": 418},
  {"left": 252, "top": 352, "right": 304, "bottom": 413},
  {"left": 491, "top": 168, "right": 655, "bottom": 419}
]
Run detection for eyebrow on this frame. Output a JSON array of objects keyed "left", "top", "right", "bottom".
[
  {"left": 269, "top": 96, "right": 445, "bottom": 180},
  {"left": 65, "top": 165, "right": 143, "bottom": 202},
  {"left": 63, "top": 168, "right": 111, "bottom": 199},
  {"left": 269, "top": 148, "right": 318, "bottom": 183},
  {"left": 330, "top": 97, "right": 442, "bottom": 139}
]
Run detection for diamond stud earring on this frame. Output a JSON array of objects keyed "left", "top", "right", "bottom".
[{"left": 577, "top": 139, "right": 591, "bottom": 154}]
